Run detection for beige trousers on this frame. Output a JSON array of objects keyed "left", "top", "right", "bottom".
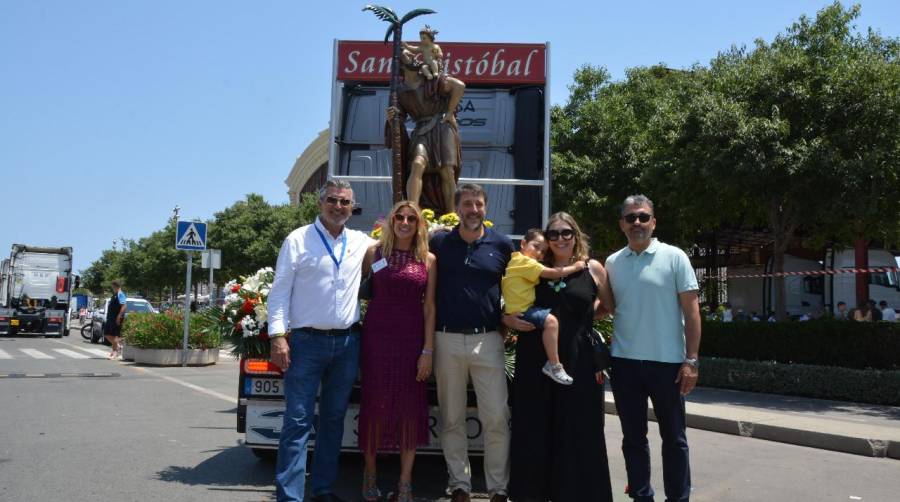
[{"left": 434, "top": 329, "right": 510, "bottom": 496}]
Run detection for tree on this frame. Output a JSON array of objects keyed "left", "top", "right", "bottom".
[
  {"left": 551, "top": 2, "right": 900, "bottom": 319},
  {"left": 688, "top": 2, "right": 900, "bottom": 318},
  {"left": 207, "top": 193, "right": 319, "bottom": 282}
]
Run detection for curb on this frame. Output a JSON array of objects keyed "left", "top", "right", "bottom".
[{"left": 603, "top": 399, "right": 900, "bottom": 460}]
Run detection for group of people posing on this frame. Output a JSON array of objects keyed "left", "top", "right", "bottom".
[{"left": 266, "top": 180, "right": 702, "bottom": 502}]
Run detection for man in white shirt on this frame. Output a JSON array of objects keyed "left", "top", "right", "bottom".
[
  {"left": 267, "top": 180, "right": 373, "bottom": 502},
  {"left": 880, "top": 300, "right": 897, "bottom": 322}
]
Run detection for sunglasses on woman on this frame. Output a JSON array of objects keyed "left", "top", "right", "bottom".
[
  {"left": 623, "top": 212, "right": 652, "bottom": 224},
  {"left": 545, "top": 229, "right": 575, "bottom": 241},
  {"left": 393, "top": 213, "right": 418, "bottom": 224}
]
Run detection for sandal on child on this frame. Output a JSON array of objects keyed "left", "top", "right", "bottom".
[{"left": 542, "top": 361, "right": 574, "bottom": 385}]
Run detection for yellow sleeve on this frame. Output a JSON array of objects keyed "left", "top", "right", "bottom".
[{"left": 520, "top": 256, "right": 545, "bottom": 283}]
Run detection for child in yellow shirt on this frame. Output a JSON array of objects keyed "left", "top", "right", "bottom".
[{"left": 502, "top": 229, "right": 585, "bottom": 385}]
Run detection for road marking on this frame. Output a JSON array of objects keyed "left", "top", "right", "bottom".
[
  {"left": 0, "top": 349, "right": 11, "bottom": 359},
  {"left": 0, "top": 372, "right": 120, "bottom": 378},
  {"left": 20, "top": 348, "right": 53, "bottom": 359},
  {"left": 130, "top": 366, "right": 237, "bottom": 405},
  {"left": 74, "top": 346, "right": 114, "bottom": 358},
  {"left": 52, "top": 348, "right": 91, "bottom": 359}
]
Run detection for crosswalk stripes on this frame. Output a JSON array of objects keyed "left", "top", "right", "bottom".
[
  {"left": 52, "top": 348, "right": 91, "bottom": 359},
  {"left": 76, "top": 347, "right": 113, "bottom": 358},
  {"left": 19, "top": 348, "right": 53, "bottom": 359},
  {"left": 0, "top": 345, "right": 112, "bottom": 359}
]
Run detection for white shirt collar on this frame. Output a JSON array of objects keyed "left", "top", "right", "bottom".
[{"left": 314, "top": 216, "right": 346, "bottom": 241}]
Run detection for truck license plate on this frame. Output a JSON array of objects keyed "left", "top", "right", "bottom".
[
  {"left": 10, "top": 320, "right": 19, "bottom": 326},
  {"left": 247, "top": 378, "right": 283, "bottom": 396}
]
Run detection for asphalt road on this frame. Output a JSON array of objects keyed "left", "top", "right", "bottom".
[{"left": 0, "top": 330, "right": 898, "bottom": 502}]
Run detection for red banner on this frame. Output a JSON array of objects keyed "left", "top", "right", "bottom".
[{"left": 337, "top": 40, "right": 546, "bottom": 84}]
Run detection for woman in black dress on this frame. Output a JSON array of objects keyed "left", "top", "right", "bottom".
[{"left": 508, "top": 212, "right": 615, "bottom": 502}]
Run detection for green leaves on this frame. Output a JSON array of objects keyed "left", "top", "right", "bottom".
[
  {"left": 122, "top": 310, "right": 222, "bottom": 349},
  {"left": 551, "top": 1, "right": 900, "bottom": 261},
  {"left": 362, "top": 4, "right": 398, "bottom": 24}
]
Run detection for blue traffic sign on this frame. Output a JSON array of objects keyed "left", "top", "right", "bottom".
[{"left": 176, "top": 221, "right": 207, "bottom": 251}]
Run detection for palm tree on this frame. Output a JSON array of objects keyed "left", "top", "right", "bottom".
[{"left": 362, "top": 4, "right": 436, "bottom": 203}]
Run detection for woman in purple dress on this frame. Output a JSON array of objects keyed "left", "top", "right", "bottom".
[{"left": 359, "top": 201, "right": 437, "bottom": 502}]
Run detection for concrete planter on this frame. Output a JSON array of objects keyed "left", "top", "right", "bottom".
[
  {"left": 121, "top": 344, "right": 135, "bottom": 361},
  {"left": 132, "top": 347, "right": 219, "bottom": 366}
]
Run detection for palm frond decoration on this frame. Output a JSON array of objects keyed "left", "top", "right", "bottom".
[
  {"left": 362, "top": 4, "right": 398, "bottom": 23},
  {"left": 362, "top": 4, "right": 437, "bottom": 203},
  {"left": 399, "top": 8, "right": 436, "bottom": 25}
]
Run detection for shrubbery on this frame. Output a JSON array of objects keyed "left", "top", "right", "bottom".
[
  {"left": 700, "top": 320, "right": 900, "bottom": 370},
  {"left": 122, "top": 310, "right": 222, "bottom": 349},
  {"left": 700, "top": 357, "right": 900, "bottom": 406}
]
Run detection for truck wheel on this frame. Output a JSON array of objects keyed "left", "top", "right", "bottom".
[{"left": 251, "top": 448, "right": 277, "bottom": 462}]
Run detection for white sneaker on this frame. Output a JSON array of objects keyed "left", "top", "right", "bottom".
[{"left": 542, "top": 361, "right": 574, "bottom": 385}]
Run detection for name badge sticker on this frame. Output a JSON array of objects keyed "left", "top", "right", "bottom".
[{"left": 372, "top": 258, "right": 388, "bottom": 273}]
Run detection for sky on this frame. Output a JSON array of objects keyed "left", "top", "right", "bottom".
[{"left": 2, "top": 0, "right": 898, "bottom": 273}]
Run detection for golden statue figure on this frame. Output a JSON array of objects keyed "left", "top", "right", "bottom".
[
  {"left": 402, "top": 25, "right": 443, "bottom": 80},
  {"left": 385, "top": 44, "right": 465, "bottom": 214}
]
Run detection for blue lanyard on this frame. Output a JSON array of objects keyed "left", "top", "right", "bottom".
[{"left": 314, "top": 224, "right": 347, "bottom": 271}]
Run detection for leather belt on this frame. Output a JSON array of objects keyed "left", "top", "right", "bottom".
[
  {"left": 298, "top": 323, "right": 361, "bottom": 336},
  {"left": 440, "top": 325, "right": 496, "bottom": 335}
]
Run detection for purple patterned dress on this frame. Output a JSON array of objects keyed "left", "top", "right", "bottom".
[{"left": 358, "top": 248, "right": 429, "bottom": 453}]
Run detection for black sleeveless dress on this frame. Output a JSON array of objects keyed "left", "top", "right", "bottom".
[{"left": 509, "top": 268, "right": 613, "bottom": 502}]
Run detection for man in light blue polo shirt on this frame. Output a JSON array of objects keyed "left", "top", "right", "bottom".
[{"left": 605, "top": 194, "right": 701, "bottom": 502}]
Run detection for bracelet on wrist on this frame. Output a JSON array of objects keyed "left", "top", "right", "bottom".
[
  {"left": 421, "top": 348, "right": 433, "bottom": 355},
  {"left": 269, "top": 332, "right": 287, "bottom": 339}
]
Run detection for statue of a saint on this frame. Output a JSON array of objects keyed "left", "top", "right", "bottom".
[
  {"left": 386, "top": 33, "right": 465, "bottom": 215},
  {"left": 402, "top": 25, "right": 443, "bottom": 80}
]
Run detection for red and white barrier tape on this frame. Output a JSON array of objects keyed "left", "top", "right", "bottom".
[{"left": 719, "top": 267, "right": 900, "bottom": 279}]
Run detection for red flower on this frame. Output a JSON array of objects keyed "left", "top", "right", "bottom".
[
  {"left": 241, "top": 300, "right": 255, "bottom": 314},
  {"left": 231, "top": 284, "right": 241, "bottom": 293}
]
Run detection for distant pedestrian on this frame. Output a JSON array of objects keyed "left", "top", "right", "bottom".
[
  {"left": 605, "top": 194, "right": 702, "bottom": 502},
  {"left": 267, "top": 180, "right": 374, "bottom": 502},
  {"left": 879, "top": 300, "right": 897, "bottom": 322},
  {"left": 869, "top": 300, "right": 883, "bottom": 321},
  {"left": 104, "top": 281, "right": 127, "bottom": 359},
  {"left": 721, "top": 302, "right": 734, "bottom": 322},
  {"left": 835, "top": 301, "right": 849, "bottom": 320},
  {"left": 852, "top": 302, "right": 872, "bottom": 322}
]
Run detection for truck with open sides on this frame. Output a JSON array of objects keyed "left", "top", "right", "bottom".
[
  {"left": 0, "top": 244, "right": 73, "bottom": 338},
  {"left": 237, "top": 39, "right": 552, "bottom": 459}
]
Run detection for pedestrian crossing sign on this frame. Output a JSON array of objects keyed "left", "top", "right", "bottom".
[{"left": 176, "top": 221, "right": 207, "bottom": 250}]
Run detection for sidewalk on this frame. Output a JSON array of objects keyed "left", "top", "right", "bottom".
[{"left": 603, "top": 387, "right": 900, "bottom": 459}]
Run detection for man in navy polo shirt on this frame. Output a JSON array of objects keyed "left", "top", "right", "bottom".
[{"left": 430, "top": 183, "right": 514, "bottom": 502}]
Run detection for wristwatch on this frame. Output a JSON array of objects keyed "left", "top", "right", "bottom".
[{"left": 684, "top": 357, "right": 699, "bottom": 368}]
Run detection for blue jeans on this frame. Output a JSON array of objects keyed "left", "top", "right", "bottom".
[
  {"left": 521, "top": 306, "right": 550, "bottom": 330},
  {"left": 275, "top": 328, "right": 360, "bottom": 501},
  {"left": 610, "top": 357, "right": 690, "bottom": 502}
]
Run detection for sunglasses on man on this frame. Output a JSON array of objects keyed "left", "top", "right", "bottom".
[
  {"left": 545, "top": 229, "right": 575, "bottom": 241},
  {"left": 623, "top": 212, "right": 652, "bottom": 224},
  {"left": 324, "top": 196, "right": 353, "bottom": 207}
]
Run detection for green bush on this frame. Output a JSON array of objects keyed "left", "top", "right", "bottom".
[
  {"left": 122, "top": 311, "right": 222, "bottom": 349},
  {"left": 700, "top": 357, "right": 900, "bottom": 406},
  {"left": 701, "top": 320, "right": 900, "bottom": 370}
]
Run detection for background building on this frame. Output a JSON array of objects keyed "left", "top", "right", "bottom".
[{"left": 285, "top": 129, "right": 329, "bottom": 205}]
